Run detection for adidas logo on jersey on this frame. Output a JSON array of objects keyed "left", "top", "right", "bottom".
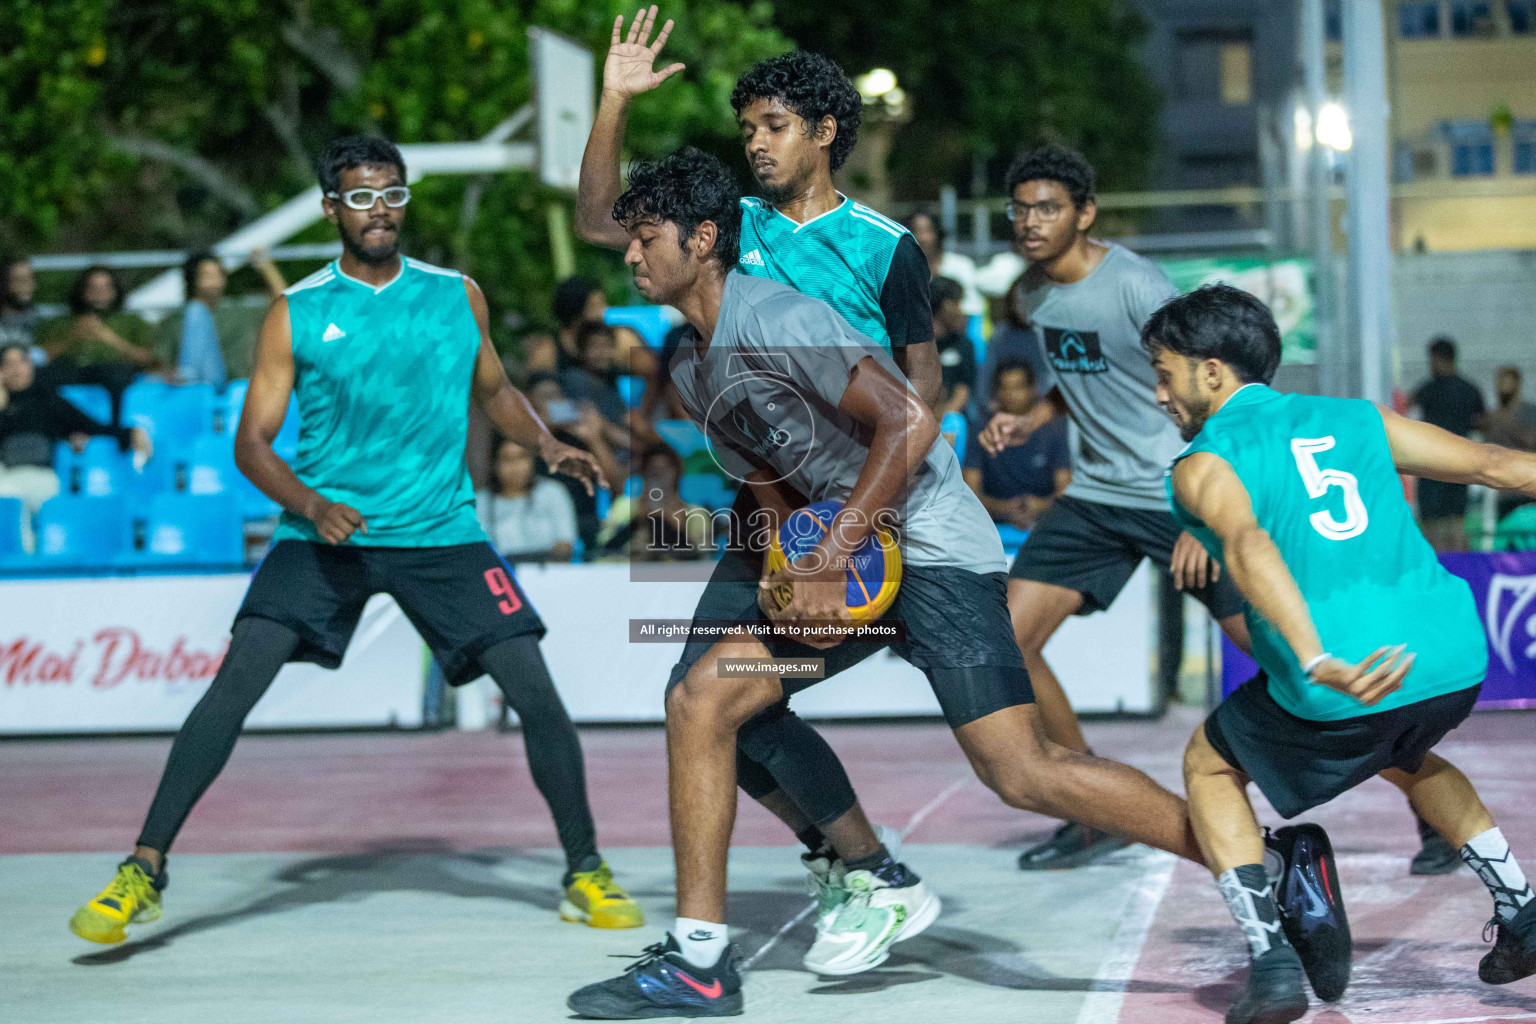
[
  {"left": 740, "top": 249, "right": 766, "bottom": 267},
  {"left": 322, "top": 323, "right": 346, "bottom": 342}
]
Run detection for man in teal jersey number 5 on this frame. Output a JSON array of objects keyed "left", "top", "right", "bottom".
[{"left": 1146, "top": 285, "right": 1536, "bottom": 1024}]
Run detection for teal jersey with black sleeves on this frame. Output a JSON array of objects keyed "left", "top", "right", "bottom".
[
  {"left": 271, "top": 257, "right": 485, "bottom": 548},
  {"left": 735, "top": 195, "right": 931, "bottom": 352},
  {"left": 1168, "top": 384, "right": 1485, "bottom": 721}
]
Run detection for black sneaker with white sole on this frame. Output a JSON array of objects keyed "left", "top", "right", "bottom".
[
  {"left": 1265, "top": 823, "right": 1352, "bottom": 1002},
  {"left": 1017, "top": 821, "right": 1130, "bottom": 871}
]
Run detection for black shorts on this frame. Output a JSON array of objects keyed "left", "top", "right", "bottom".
[
  {"left": 1009, "top": 494, "right": 1245, "bottom": 618},
  {"left": 668, "top": 547, "right": 1034, "bottom": 729},
  {"left": 237, "top": 540, "right": 546, "bottom": 686},
  {"left": 1205, "top": 673, "right": 1482, "bottom": 819}
]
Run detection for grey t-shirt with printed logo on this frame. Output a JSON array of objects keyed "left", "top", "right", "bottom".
[
  {"left": 1020, "top": 241, "right": 1182, "bottom": 510},
  {"left": 670, "top": 272, "right": 1005, "bottom": 575}
]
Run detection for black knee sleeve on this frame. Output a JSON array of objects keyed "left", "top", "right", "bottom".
[{"left": 735, "top": 701, "right": 857, "bottom": 828}]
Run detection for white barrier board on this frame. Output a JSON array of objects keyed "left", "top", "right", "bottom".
[{"left": 0, "top": 562, "right": 1154, "bottom": 733}]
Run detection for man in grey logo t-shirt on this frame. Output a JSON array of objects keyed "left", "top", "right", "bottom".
[
  {"left": 978, "top": 145, "right": 1252, "bottom": 871},
  {"left": 568, "top": 146, "right": 1213, "bottom": 1021}
]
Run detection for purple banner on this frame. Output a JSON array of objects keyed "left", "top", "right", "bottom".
[{"left": 1220, "top": 550, "right": 1536, "bottom": 709}]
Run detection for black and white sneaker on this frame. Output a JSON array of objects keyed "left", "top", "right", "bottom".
[
  {"left": 567, "top": 935, "right": 743, "bottom": 1019},
  {"left": 1017, "top": 821, "right": 1130, "bottom": 871},
  {"left": 1265, "top": 823, "right": 1352, "bottom": 1002},
  {"left": 1225, "top": 946, "right": 1309, "bottom": 1024},
  {"left": 1479, "top": 900, "right": 1536, "bottom": 985},
  {"left": 1410, "top": 814, "right": 1463, "bottom": 876}
]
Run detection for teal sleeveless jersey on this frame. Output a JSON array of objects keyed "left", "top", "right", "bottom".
[
  {"left": 736, "top": 195, "right": 906, "bottom": 350},
  {"left": 1168, "top": 384, "right": 1485, "bottom": 721},
  {"left": 271, "top": 257, "right": 485, "bottom": 548}
]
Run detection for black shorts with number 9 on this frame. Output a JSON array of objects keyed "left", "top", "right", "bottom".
[{"left": 236, "top": 540, "right": 546, "bottom": 685}]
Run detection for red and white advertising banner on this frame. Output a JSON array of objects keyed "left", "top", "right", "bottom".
[{"left": 0, "top": 574, "right": 424, "bottom": 734}]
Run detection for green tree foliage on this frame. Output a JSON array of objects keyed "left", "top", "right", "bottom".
[
  {"left": 2, "top": 0, "right": 788, "bottom": 340},
  {"left": 0, "top": 0, "right": 116, "bottom": 243},
  {"left": 772, "top": 0, "right": 1160, "bottom": 196}
]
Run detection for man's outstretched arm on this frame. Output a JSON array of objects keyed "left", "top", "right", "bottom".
[
  {"left": 575, "top": 7, "right": 685, "bottom": 249},
  {"left": 1379, "top": 406, "right": 1536, "bottom": 496},
  {"left": 1172, "top": 452, "right": 1411, "bottom": 706}
]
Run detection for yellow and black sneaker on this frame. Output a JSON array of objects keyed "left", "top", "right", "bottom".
[
  {"left": 69, "top": 856, "right": 165, "bottom": 944},
  {"left": 560, "top": 859, "right": 644, "bottom": 930}
]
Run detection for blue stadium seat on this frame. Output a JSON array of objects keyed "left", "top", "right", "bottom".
[
  {"left": 996, "top": 524, "right": 1029, "bottom": 555},
  {"left": 623, "top": 474, "right": 644, "bottom": 500},
  {"left": 604, "top": 306, "right": 676, "bottom": 349},
  {"left": 940, "top": 411, "right": 968, "bottom": 459},
  {"left": 680, "top": 474, "right": 734, "bottom": 510},
  {"left": 0, "top": 496, "right": 23, "bottom": 556},
  {"left": 34, "top": 496, "right": 130, "bottom": 567},
  {"left": 654, "top": 419, "right": 709, "bottom": 458},
  {"left": 123, "top": 382, "right": 216, "bottom": 451},
  {"left": 213, "top": 378, "right": 250, "bottom": 433},
  {"left": 616, "top": 374, "right": 646, "bottom": 408},
  {"left": 121, "top": 493, "right": 243, "bottom": 567},
  {"left": 59, "top": 384, "right": 114, "bottom": 425},
  {"left": 55, "top": 437, "right": 131, "bottom": 497},
  {"left": 180, "top": 434, "right": 238, "bottom": 496}
]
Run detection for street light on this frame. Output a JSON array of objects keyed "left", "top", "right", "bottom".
[
  {"left": 855, "top": 68, "right": 898, "bottom": 102},
  {"left": 1317, "top": 101, "right": 1353, "bottom": 151}
]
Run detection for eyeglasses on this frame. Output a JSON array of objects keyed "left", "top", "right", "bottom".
[
  {"left": 327, "top": 186, "right": 411, "bottom": 211},
  {"left": 1005, "top": 200, "right": 1067, "bottom": 223}
]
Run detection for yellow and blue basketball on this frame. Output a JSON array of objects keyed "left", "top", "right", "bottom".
[{"left": 764, "top": 500, "right": 901, "bottom": 621}]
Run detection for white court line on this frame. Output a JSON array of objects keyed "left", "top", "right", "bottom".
[
  {"left": 1072, "top": 850, "right": 1179, "bottom": 1024},
  {"left": 1369, "top": 1015, "right": 1536, "bottom": 1024},
  {"left": 739, "top": 771, "right": 974, "bottom": 971}
]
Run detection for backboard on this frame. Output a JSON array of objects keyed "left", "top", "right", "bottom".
[{"left": 529, "top": 27, "right": 594, "bottom": 190}]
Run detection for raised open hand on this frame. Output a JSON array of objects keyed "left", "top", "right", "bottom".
[{"left": 603, "top": 6, "right": 685, "bottom": 98}]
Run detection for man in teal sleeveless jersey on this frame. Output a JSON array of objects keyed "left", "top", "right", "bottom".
[
  {"left": 576, "top": 9, "right": 947, "bottom": 974},
  {"left": 67, "top": 137, "right": 645, "bottom": 948},
  {"left": 1145, "top": 285, "right": 1536, "bottom": 1023}
]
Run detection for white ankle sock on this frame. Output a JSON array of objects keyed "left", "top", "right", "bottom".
[
  {"left": 1461, "top": 826, "right": 1535, "bottom": 924},
  {"left": 673, "top": 917, "right": 728, "bottom": 967}
]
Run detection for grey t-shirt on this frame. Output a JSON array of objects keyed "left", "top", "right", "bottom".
[
  {"left": 1020, "top": 241, "right": 1181, "bottom": 510},
  {"left": 670, "top": 272, "right": 1005, "bottom": 574}
]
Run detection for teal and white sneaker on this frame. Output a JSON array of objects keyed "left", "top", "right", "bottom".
[
  {"left": 804, "top": 850, "right": 848, "bottom": 936},
  {"left": 801, "top": 866, "right": 941, "bottom": 975}
]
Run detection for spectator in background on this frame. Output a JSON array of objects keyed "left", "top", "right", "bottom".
[
  {"left": 963, "top": 358, "right": 1070, "bottom": 530},
  {"left": 520, "top": 331, "right": 560, "bottom": 375},
  {"left": 0, "top": 257, "right": 41, "bottom": 353},
  {"left": 975, "top": 271, "right": 1048, "bottom": 411},
  {"left": 906, "top": 209, "right": 984, "bottom": 316},
  {"left": 175, "top": 249, "right": 287, "bottom": 387},
  {"left": 560, "top": 321, "right": 630, "bottom": 429},
  {"left": 549, "top": 274, "right": 657, "bottom": 384},
  {"left": 0, "top": 343, "right": 151, "bottom": 550},
  {"left": 39, "top": 265, "right": 162, "bottom": 423},
  {"left": 477, "top": 437, "right": 577, "bottom": 562},
  {"left": 525, "top": 371, "right": 624, "bottom": 551},
  {"left": 1411, "top": 336, "right": 1485, "bottom": 551},
  {"left": 1485, "top": 365, "right": 1536, "bottom": 518},
  {"left": 930, "top": 276, "right": 976, "bottom": 420},
  {"left": 599, "top": 442, "right": 710, "bottom": 560}
]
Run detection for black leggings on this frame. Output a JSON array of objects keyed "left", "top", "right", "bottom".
[
  {"left": 735, "top": 700, "right": 858, "bottom": 829},
  {"left": 137, "top": 619, "right": 599, "bottom": 873}
]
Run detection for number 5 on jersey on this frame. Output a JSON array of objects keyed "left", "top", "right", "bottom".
[{"left": 1291, "top": 436, "right": 1369, "bottom": 541}]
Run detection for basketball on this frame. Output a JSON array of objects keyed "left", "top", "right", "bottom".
[{"left": 764, "top": 499, "right": 902, "bottom": 621}]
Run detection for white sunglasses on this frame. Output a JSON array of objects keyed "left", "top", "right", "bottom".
[{"left": 327, "top": 186, "right": 411, "bottom": 211}]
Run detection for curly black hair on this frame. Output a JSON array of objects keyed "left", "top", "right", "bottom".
[
  {"left": 730, "top": 51, "right": 862, "bottom": 172},
  {"left": 613, "top": 147, "right": 741, "bottom": 269},
  {"left": 316, "top": 135, "right": 407, "bottom": 195},
  {"left": 1141, "top": 284, "right": 1281, "bottom": 385},
  {"left": 1004, "top": 145, "right": 1097, "bottom": 209}
]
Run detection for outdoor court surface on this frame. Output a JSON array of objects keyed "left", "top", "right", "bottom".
[{"left": 4, "top": 707, "right": 1535, "bottom": 1024}]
